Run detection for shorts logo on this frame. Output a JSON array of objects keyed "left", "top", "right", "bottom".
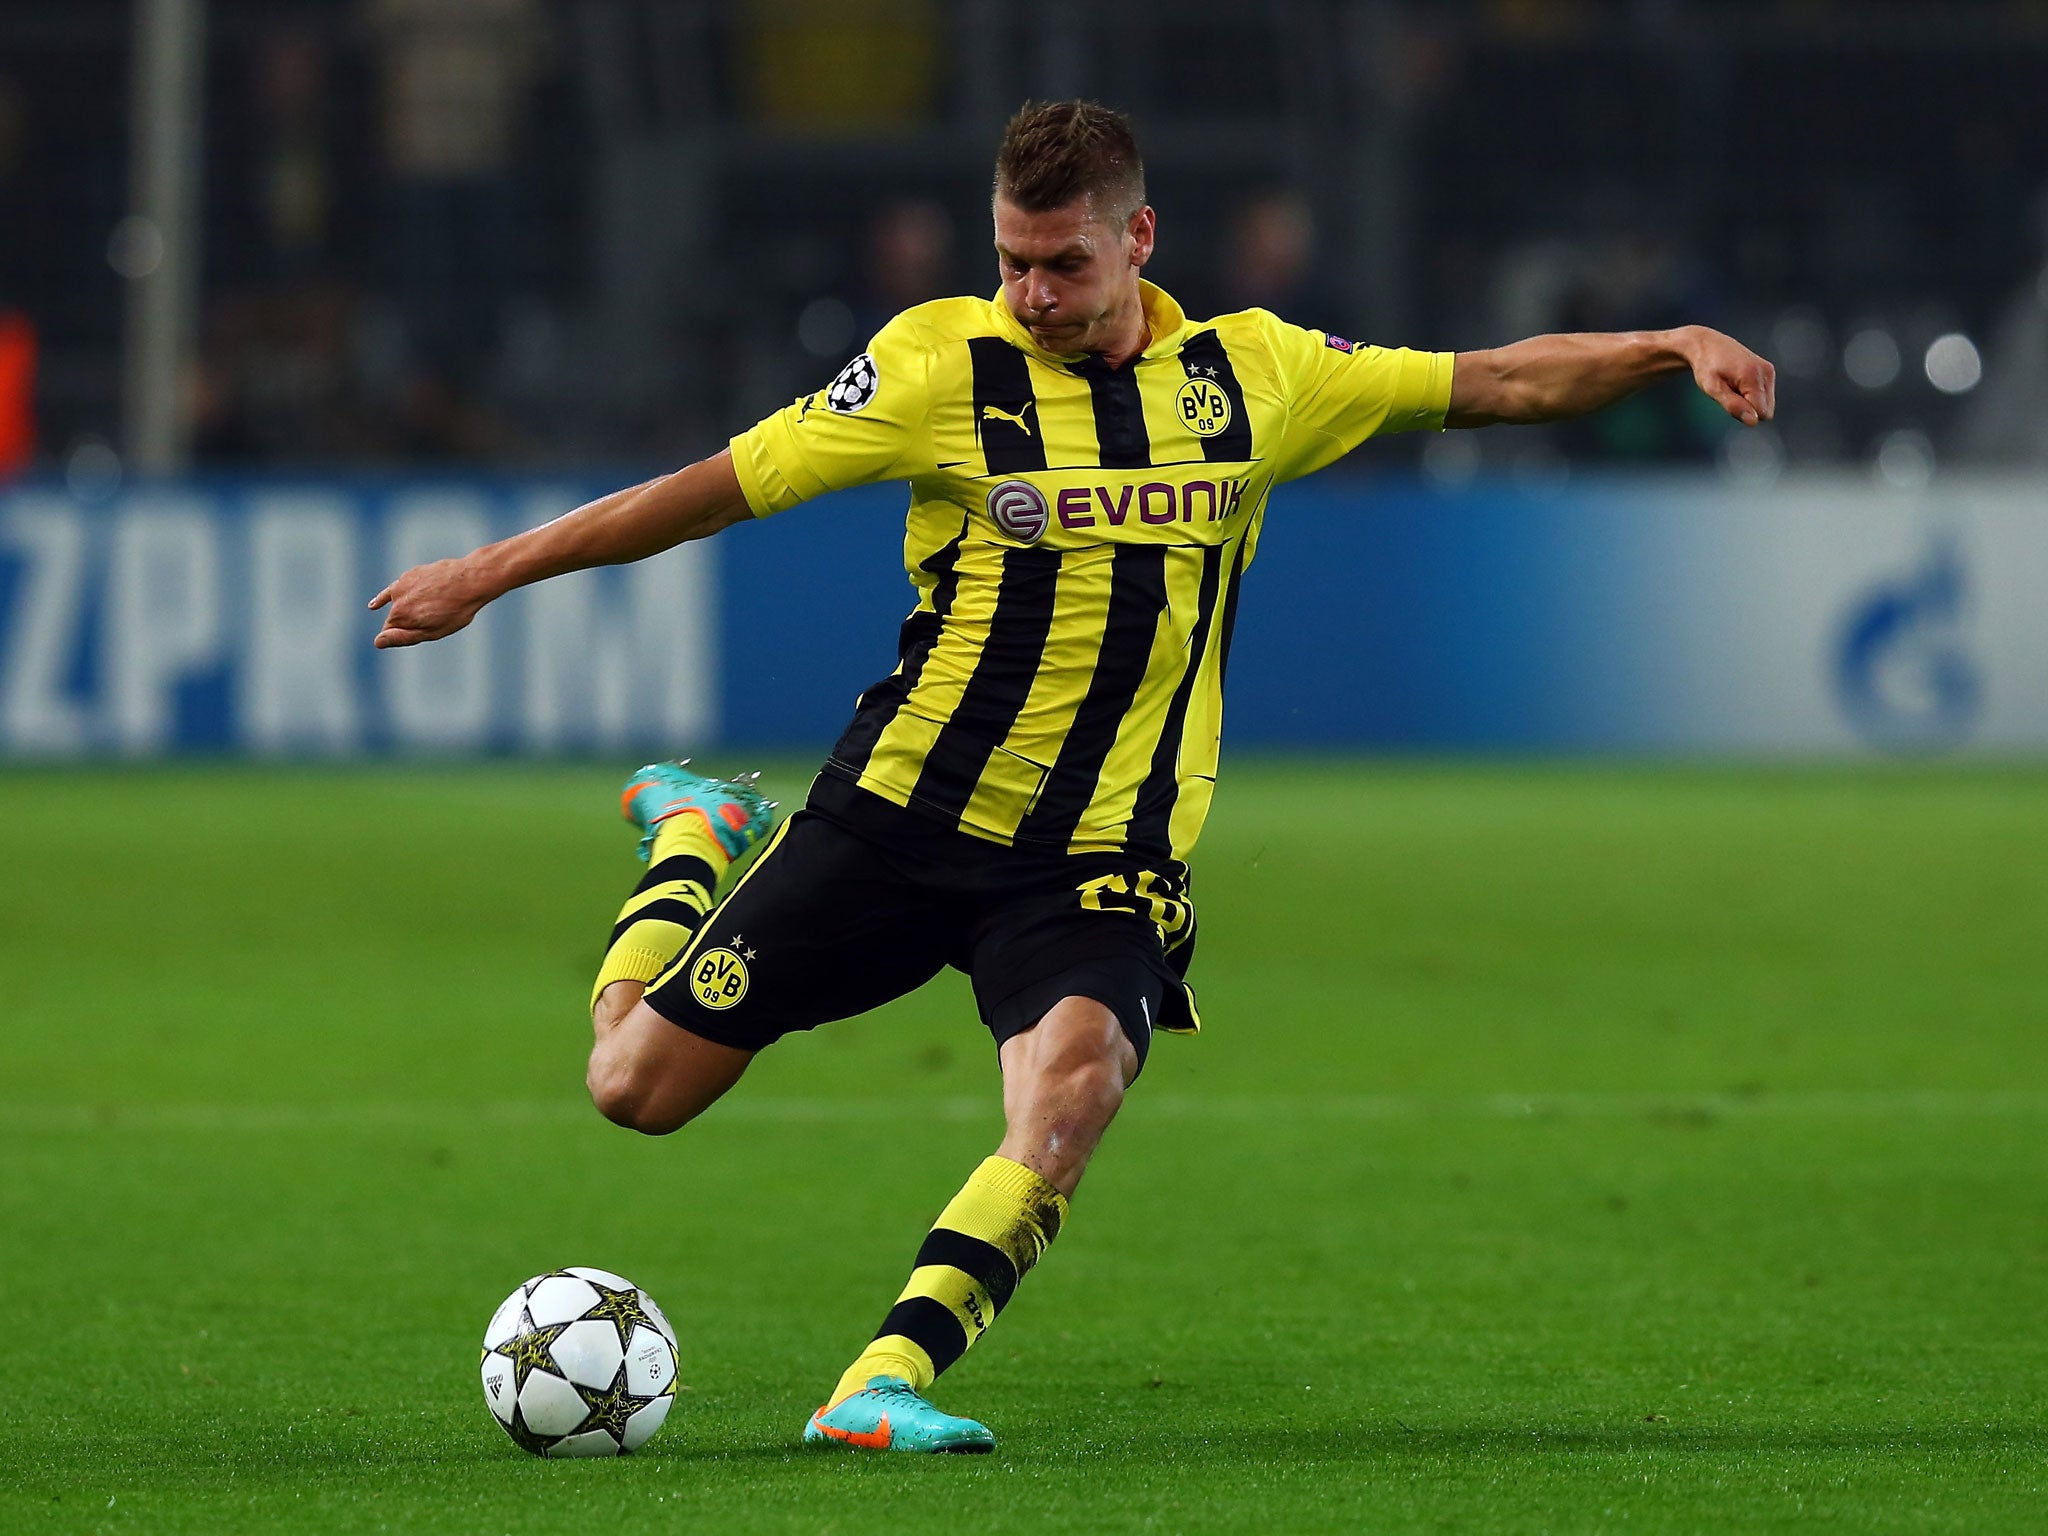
[
  {"left": 1323, "top": 334, "right": 1357, "bottom": 353},
  {"left": 824, "top": 353, "right": 879, "bottom": 414},
  {"left": 985, "top": 479, "right": 1049, "bottom": 543},
  {"left": 1175, "top": 376, "right": 1232, "bottom": 437},
  {"left": 689, "top": 947, "right": 749, "bottom": 1010}
]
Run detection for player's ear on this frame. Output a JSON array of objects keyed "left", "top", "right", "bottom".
[{"left": 1127, "top": 205, "right": 1156, "bottom": 269}]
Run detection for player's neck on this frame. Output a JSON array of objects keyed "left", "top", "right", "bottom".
[{"left": 1088, "top": 289, "right": 1150, "bottom": 370}]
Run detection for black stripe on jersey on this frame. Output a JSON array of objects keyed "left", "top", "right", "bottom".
[
  {"left": 1215, "top": 533, "right": 1250, "bottom": 687},
  {"left": 913, "top": 1229, "right": 1020, "bottom": 1314},
  {"left": 908, "top": 545, "right": 1063, "bottom": 822},
  {"left": 1072, "top": 354, "right": 1151, "bottom": 469},
  {"left": 969, "top": 337, "right": 1047, "bottom": 473},
  {"left": 1013, "top": 544, "right": 1171, "bottom": 848},
  {"left": 1125, "top": 543, "right": 1227, "bottom": 859},
  {"left": 1179, "top": 330, "right": 1255, "bottom": 463},
  {"left": 872, "top": 1295, "right": 971, "bottom": 1372},
  {"left": 831, "top": 518, "right": 968, "bottom": 776}
]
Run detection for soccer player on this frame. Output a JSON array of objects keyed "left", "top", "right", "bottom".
[{"left": 371, "top": 101, "right": 1775, "bottom": 1453}]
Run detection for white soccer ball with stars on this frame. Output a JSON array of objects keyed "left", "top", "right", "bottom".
[{"left": 479, "top": 1267, "right": 680, "bottom": 1457}]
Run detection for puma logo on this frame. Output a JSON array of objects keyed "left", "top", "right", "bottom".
[{"left": 983, "top": 403, "right": 1035, "bottom": 435}]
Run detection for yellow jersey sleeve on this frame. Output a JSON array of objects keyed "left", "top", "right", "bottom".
[
  {"left": 1262, "top": 313, "right": 1454, "bottom": 483},
  {"left": 727, "top": 312, "right": 937, "bottom": 516}
]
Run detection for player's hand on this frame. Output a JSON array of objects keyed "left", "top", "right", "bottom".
[
  {"left": 1685, "top": 326, "right": 1776, "bottom": 427},
  {"left": 368, "top": 557, "right": 494, "bottom": 648}
]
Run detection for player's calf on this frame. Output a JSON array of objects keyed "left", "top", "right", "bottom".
[
  {"left": 592, "top": 979, "right": 644, "bottom": 1034},
  {"left": 584, "top": 760, "right": 778, "bottom": 1136},
  {"left": 590, "top": 762, "right": 778, "bottom": 1016}
]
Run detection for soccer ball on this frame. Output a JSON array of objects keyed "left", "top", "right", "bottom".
[{"left": 479, "top": 1267, "right": 680, "bottom": 1457}]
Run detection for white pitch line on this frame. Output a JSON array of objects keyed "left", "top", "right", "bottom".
[
  {"left": 0, "top": 1098, "right": 991, "bottom": 1134},
  {"left": 4, "top": 1090, "right": 2048, "bottom": 1135}
]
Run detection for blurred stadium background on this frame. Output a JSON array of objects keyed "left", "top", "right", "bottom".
[
  {"left": 6, "top": 4, "right": 2048, "bottom": 1532},
  {"left": 3, "top": 0, "right": 2047, "bottom": 758}
]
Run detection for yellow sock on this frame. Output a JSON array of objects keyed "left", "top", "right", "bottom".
[
  {"left": 828, "top": 1155, "right": 1070, "bottom": 1408},
  {"left": 589, "top": 815, "right": 732, "bottom": 1010}
]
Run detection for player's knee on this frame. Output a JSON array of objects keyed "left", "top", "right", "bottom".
[
  {"left": 1015, "top": 998, "right": 1132, "bottom": 1117},
  {"left": 587, "top": 1001, "right": 750, "bottom": 1136},
  {"left": 1061, "top": 1051, "right": 1126, "bottom": 1129},
  {"left": 586, "top": 1045, "right": 690, "bottom": 1137},
  {"left": 1062, "top": 998, "right": 1139, "bottom": 1090},
  {"left": 1061, "top": 1030, "right": 1129, "bottom": 1110}
]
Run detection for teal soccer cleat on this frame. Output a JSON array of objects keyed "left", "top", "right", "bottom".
[
  {"left": 802, "top": 1377, "right": 996, "bottom": 1454},
  {"left": 618, "top": 761, "right": 776, "bottom": 863}
]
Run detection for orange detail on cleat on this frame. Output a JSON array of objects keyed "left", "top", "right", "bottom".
[
  {"left": 812, "top": 1411, "right": 892, "bottom": 1450},
  {"left": 718, "top": 802, "right": 750, "bottom": 829}
]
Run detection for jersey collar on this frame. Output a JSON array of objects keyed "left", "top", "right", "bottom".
[{"left": 987, "top": 279, "right": 1194, "bottom": 368}]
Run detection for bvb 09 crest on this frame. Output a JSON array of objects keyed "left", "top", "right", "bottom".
[
  {"left": 1176, "top": 376, "right": 1231, "bottom": 436},
  {"left": 689, "top": 948, "right": 749, "bottom": 1009}
]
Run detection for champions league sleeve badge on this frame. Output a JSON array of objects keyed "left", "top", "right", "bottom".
[
  {"left": 824, "top": 353, "right": 880, "bottom": 414},
  {"left": 1323, "top": 334, "right": 1358, "bottom": 353}
]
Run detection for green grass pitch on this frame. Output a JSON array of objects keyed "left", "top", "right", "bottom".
[{"left": 4, "top": 760, "right": 2046, "bottom": 1533}]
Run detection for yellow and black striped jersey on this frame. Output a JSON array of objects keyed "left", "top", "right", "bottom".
[{"left": 729, "top": 280, "right": 1452, "bottom": 864}]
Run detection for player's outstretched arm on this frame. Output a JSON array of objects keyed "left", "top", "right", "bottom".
[
  {"left": 1444, "top": 326, "right": 1775, "bottom": 430},
  {"left": 368, "top": 449, "right": 751, "bottom": 649}
]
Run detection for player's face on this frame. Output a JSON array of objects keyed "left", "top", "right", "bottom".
[{"left": 993, "top": 194, "right": 1155, "bottom": 355}]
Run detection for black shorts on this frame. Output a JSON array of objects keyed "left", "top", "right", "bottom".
[{"left": 641, "top": 775, "right": 1201, "bottom": 1071}]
